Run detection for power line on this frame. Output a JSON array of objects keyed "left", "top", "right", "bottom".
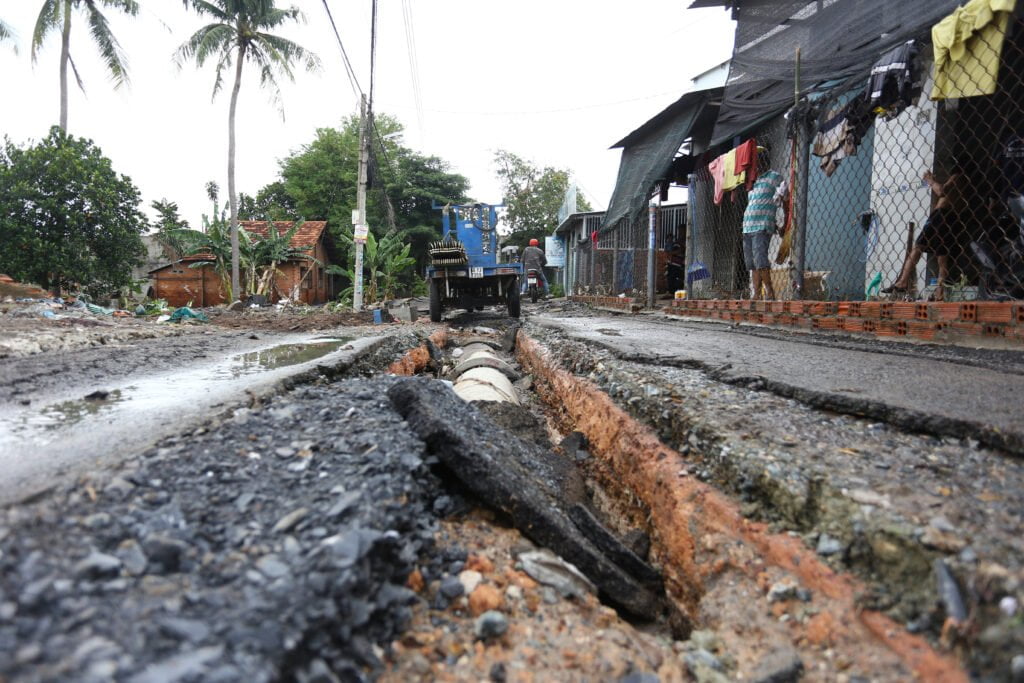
[
  {"left": 369, "top": 0, "right": 378, "bottom": 111},
  {"left": 401, "top": 0, "right": 425, "bottom": 143},
  {"left": 321, "top": 0, "right": 363, "bottom": 100}
]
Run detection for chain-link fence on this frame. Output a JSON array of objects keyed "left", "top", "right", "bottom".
[
  {"left": 567, "top": 205, "right": 686, "bottom": 301},
  {"left": 687, "top": 11, "right": 1024, "bottom": 304}
]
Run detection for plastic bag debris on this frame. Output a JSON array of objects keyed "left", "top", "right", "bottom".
[
  {"left": 168, "top": 307, "right": 209, "bottom": 323},
  {"left": 85, "top": 302, "right": 114, "bottom": 316}
]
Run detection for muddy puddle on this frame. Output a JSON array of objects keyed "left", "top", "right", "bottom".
[
  {"left": 0, "top": 335, "right": 364, "bottom": 504},
  {"left": 229, "top": 338, "right": 352, "bottom": 376}
]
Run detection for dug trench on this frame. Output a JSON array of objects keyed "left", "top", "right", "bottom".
[
  {"left": 0, "top": 313, "right": 1004, "bottom": 680},
  {"left": 380, "top": 318, "right": 975, "bottom": 681}
]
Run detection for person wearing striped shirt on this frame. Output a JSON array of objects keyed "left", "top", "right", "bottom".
[{"left": 742, "top": 162, "right": 784, "bottom": 300}]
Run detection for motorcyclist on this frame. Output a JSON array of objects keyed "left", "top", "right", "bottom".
[{"left": 520, "top": 238, "right": 549, "bottom": 296}]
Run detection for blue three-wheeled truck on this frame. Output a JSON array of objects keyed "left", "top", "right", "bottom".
[{"left": 426, "top": 202, "right": 522, "bottom": 322}]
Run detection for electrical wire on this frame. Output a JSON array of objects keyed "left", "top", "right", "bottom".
[
  {"left": 369, "top": 0, "right": 378, "bottom": 111},
  {"left": 401, "top": 0, "right": 425, "bottom": 143},
  {"left": 321, "top": 0, "right": 363, "bottom": 100}
]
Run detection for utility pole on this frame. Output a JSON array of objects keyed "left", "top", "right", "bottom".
[
  {"left": 353, "top": 94, "right": 369, "bottom": 311},
  {"left": 353, "top": 0, "right": 378, "bottom": 312}
]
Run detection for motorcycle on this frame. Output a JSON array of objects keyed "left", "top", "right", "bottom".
[
  {"left": 526, "top": 269, "right": 541, "bottom": 303},
  {"left": 970, "top": 195, "right": 1024, "bottom": 300}
]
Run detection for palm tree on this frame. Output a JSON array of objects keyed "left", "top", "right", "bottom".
[
  {"left": 176, "top": 0, "right": 320, "bottom": 303},
  {"left": 1, "top": 18, "right": 18, "bottom": 52},
  {"left": 31, "top": 0, "right": 140, "bottom": 132}
]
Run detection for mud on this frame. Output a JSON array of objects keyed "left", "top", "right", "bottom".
[{"left": 0, "top": 299, "right": 378, "bottom": 361}]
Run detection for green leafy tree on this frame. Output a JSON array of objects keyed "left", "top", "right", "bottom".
[
  {"left": 239, "top": 181, "right": 298, "bottom": 221},
  {"left": 493, "top": 149, "right": 591, "bottom": 250},
  {"left": 0, "top": 127, "right": 146, "bottom": 296},
  {"left": 32, "top": 0, "right": 140, "bottom": 132},
  {"left": 177, "top": 0, "right": 321, "bottom": 302},
  {"left": 272, "top": 113, "right": 468, "bottom": 283}
]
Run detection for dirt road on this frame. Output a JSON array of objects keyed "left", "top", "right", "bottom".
[{"left": 0, "top": 299, "right": 1021, "bottom": 680}]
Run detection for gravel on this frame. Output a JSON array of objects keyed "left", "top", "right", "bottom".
[
  {"left": 0, "top": 376, "right": 443, "bottom": 682},
  {"left": 523, "top": 316, "right": 1024, "bottom": 679}
]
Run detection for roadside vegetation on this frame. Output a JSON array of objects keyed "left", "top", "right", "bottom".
[
  {"left": 494, "top": 149, "right": 592, "bottom": 250},
  {"left": 1, "top": 4, "right": 589, "bottom": 308},
  {"left": 0, "top": 128, "right": 146, "bottom": 298}
]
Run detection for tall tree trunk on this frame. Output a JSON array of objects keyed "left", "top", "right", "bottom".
[
  {"left": 59, "top": 0, "right": 71, "bottom": 132},
  {"left": 227, "top": 44, "right": 246, "bottom": 301}
]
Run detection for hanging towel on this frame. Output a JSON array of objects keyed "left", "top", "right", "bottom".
[
  {"left": 709, "top": 155, "right": 727, "bottom": 205},
  {"left": 734, "top": 139, "right": 759, "bottom": 190},
  {"left": 932, "top": 0, "right": 1016, "bottom": 100}
]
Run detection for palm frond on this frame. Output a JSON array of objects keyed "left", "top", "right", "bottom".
[
  {"left": 260, "top": 6, "right": 303, "bottom": 30},
  {"left": 68, "top": 54, "right": 86, "bottom": 93},
  {"left": 100, "top": 0, "right": 140, "bottom": 17},
  {"left": 256, "top": 32, "right": 320, "bottom": 73},
  {"left": 31, "top": 0, "right": 61, "bottom": 62},
  {"left": 182, "top": 0, "right": 231, "bottom": 22},
  {"left": 174, "top": 23, "right": 232, "bottom": 68},
  {"left": 0, "top": 19, "right": 18, "bottom": 53},
  {"left": 85, "top": 3, "right": 131, "bottom": 88}
]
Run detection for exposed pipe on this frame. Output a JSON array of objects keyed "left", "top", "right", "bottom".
[{"left": 451, "top": 343, "right": 521, "bottom": 405}]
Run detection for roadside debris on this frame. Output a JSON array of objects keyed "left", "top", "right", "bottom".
[
  {"left": 387, "top": 377, "right": 666, "bottom": 620},
  {"left": 167, "top": 307, "right": 209, "bottom": 323}
]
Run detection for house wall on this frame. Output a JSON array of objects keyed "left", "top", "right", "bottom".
[
  {"left": 806, "top": 91, "right": 877, "bottom": 301},
  {"left": 270, "top": 239, "right": 330, "bottom": 304},
  {"left": 867, "top": 59, "right": 937, "bottom": 297},
  {"left": 152, "top": 263, "right": 225, "bottom": 308}
]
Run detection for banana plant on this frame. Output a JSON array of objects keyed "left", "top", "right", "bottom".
[
  {"left": 246, "top": 219, "right": 317, "bottom": 298},
  {"left": 329, "top": 228, "right": 417, "bottom": 305}
]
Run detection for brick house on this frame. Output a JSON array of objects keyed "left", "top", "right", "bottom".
[{"left": 149, "top": 220, "right": 334, "bottom": 307}]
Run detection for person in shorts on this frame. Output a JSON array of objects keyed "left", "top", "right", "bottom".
[
  {"left": 883, "top": 161, "right": 965, "bottom": 300},
  {"left": 741, "top": 156, "right": 783, "bottom": 300}
]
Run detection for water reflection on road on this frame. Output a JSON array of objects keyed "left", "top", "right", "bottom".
[{"left": 0, "top": 335, "right": 361, "bottom": 503}]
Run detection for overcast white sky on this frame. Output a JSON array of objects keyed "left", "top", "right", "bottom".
[{"left": 0, "top": 1, "right": 734, "bottom": 230}]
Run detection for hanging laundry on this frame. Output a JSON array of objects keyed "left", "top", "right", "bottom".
[
  {"left": 722, "top": 148, "right": 746, "bottom": 193},
  {"left": 812, "top": 106, "right": 851, "bottom": 177},
  {"left": 867, "top": 40, "right": 922, "bottom": 119},
  {"left": 708, "top": 155, "right": 727, "bottom": 205},
  {"left": 734, "top": 139, "right": 759, "bottom": 190},
  {"left": 932, "top": 0, "right": 1015, "bottom": 100},
  {"left": 812, "top": 98, "right": 873, "bottom": 177}
]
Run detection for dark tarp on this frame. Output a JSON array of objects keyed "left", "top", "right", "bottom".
[
  {"left": 698, "top": 0, "right": 965, "bottom": 144},
  {"left": 602, "top": 88, "right": 719, "bottom": 232}
]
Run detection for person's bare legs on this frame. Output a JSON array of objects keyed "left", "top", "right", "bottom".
[
  {"left": 750, "top": 270, "right": 761, "bottom": 299},
  {"left": 892, "top": 246, "right": 925, "bottom": 289},
  {"left": 934, "top": 255, "right": 949, "bottom": 301},
  {"left": 758, "top": 268, "right": 776, "bottom": 299}
]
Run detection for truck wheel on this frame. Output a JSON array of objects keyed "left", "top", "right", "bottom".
[
  {"left": 507, "top": 280, "right": 521, "bottom": 318},
  {"left": 429, "top": 279, "right": 442, "bottom": 322}
]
